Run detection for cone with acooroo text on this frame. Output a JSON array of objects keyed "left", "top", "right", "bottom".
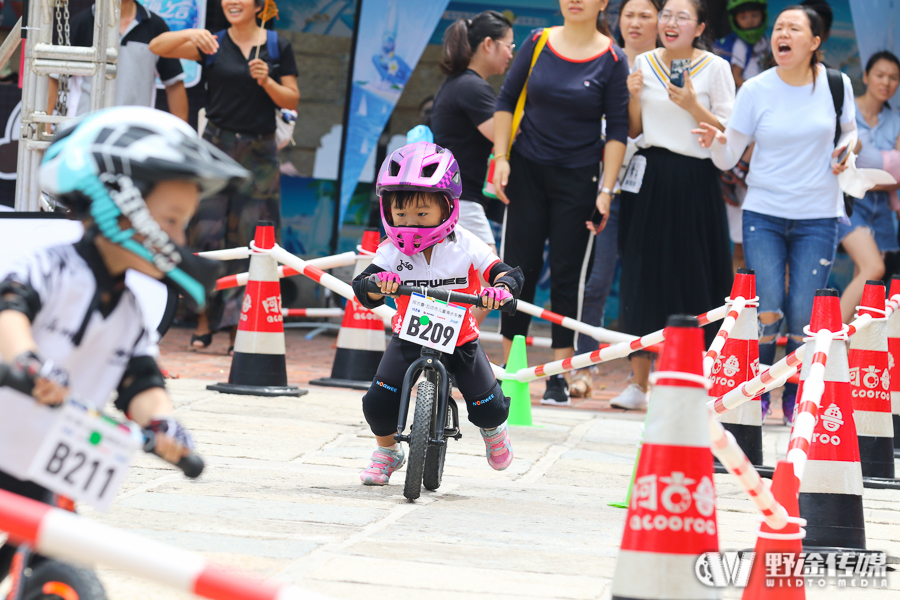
[
  {"left": 611, "top": 315, "right": 720, "bottom": 600},
  {"left": 310, "top": 229, "right": 385, "bottom": 390},
  {"left": 208, "top": 222, "right": 305, "bottom": 397}
]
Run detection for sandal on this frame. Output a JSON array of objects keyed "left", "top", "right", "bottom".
[
  {"left": 190, "top": 332, "right": 213, "bottom": 350},
  {"left": 569, "top": 372, "right": 593, "bottom": 399}
]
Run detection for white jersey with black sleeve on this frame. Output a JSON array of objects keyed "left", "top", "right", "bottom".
[{"left": 0, "top": 241, "right": 159, "bottom": 480}]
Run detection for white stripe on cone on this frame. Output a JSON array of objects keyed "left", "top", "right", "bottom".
[
  {"left": 644, "top": 385, "right": 711, "bottom": 447},
  {"left": 233, "top": 331, "right": 286, "bottom": 355},
  {"left": 799, "top": 460, "right": 864, "bottom": 495},
  {"left": 614, "top": 551, "right": 715, "bottom": 600},
  {"left": 717, "top": 298, "right": 761, "bottom": 427}
]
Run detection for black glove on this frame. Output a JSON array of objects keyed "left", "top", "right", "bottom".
[{"left": 148, "top": 416, "right": 196, "bottom": 451}]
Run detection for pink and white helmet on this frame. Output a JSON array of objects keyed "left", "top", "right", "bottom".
[{"left": 377, "top": 141, "right": 462, "bottom": 256}]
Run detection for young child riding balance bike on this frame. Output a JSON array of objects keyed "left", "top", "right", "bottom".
[{"left": 351, "top": 141, "right": 524, "bottom": 486}]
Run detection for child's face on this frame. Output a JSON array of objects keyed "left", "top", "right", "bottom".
[
  {"left": 390, "top": 195, "right": 444, "bottom": 229},
  {"left": 735, "top": 8, "right": 763, "bottom": 31},
  {"left": 143, "top": 180, "right": 200, "bottom": 247}
]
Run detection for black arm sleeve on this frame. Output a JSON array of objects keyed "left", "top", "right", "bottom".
[
  {"left": 114, "top": 355, "right": 166, "bottom": 414},
  {"left": 352, "top": 264, "right": 387, "bottom": 310},
  {"left": 0, "top": 278, "right": 42, "bottom": 322},
  {"left": 487, "top": 263, "right": 524, "bottom": 299}
]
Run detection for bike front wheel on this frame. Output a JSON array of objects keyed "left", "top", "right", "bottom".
[
  {"left": 23, "top": 559, "right": 107, "bottom": 600},
  {"left": 424, "top": 397, "right": 453, "bottom": 491},
  {"left": 404, "top": 380, "right": 435, "bottom": 501}
]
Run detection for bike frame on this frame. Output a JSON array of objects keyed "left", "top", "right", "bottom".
[{"left": 394, "top": 346, "right": 459, "bottom": 447}]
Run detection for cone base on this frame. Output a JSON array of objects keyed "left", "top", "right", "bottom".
[
  {"left": 861, "top": 476, "right": 900, "bottom": 490},
  {"left": 893, "top": 415, "right": 900, "bottom": 453},
  {"left": 799, "top": 492, "right": 866, "bottom": 550},
  {"left": 309, "top": 377, "right": 373, "bottom": 391},
  {"left": 326, "top": 347, "right": 382, "bottom": 383},
  {"left": 228, "top": 351, "right": 289, "bottom": 387},
  {"left": 859, "top": 436, "right": 896, "bottom": 479},
  {"left": 713, "top": 462, "right": 774, "bottom": 479},
  {"left": 207, "top": 382, "right": 307, "bottom": 397}
]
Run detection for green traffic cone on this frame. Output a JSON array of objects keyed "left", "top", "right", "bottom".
[{"left": 502, "top": 334, "right": 533, "bottom": 426}]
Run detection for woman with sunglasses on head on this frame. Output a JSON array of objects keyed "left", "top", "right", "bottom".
[{"left": 614, "top": 0, "right": 735, "bottom": 410}]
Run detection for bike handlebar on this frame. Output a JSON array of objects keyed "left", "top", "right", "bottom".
[
  {"left": 0, "top": 363, "right": 205, "bottom": 479},
  {"left": 364, "top": 279, "right": 517, "bottom": 315}
]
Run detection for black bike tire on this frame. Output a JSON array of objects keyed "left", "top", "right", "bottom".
[
  {"left": 404, "top": 381, "right": 435, "bottom": 501},
  {"left": 22, "top": 559, "right": 108, "bottom": 600},
  {"left": 423, "top": 400, "right": 450, "bottom": 491}
]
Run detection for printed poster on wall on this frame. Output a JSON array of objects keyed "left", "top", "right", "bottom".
[
  {"left": 138, "top": 0, "right": 207, "bottom": 88},
  {"left": 337, "top": 0, "right": 450, "bottom": 226}
]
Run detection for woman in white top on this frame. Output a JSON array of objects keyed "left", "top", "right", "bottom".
[
  {"left": 695, "top": 4, "right": 855, "bottom": 424},
  {"left": 614, "top": 0, "right": 735, "bottom": 410}
]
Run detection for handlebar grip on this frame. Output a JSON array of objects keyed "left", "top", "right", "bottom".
[
  {"left": 176, "top": 454, "right": 205, "bottom": 479},
  {"left": 142, "top": 430, "right": 205, "bottom": 478},
  {"left": 0, "top": 362, "right": 36, "bottom": 395}
]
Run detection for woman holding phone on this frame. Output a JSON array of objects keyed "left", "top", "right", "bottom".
[
  {"left": 695, "top": 5, "right": 856, "bottom": 424},
  {"left": 491, "top": 0, "right": 629, "bottom": 406},
  {"left": 613, "top": 0, "right": 734, "bottom": 410}
]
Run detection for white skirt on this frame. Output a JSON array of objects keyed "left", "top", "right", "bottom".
[{"left": 458, "top": 200, "right": 496, "bottom": 246}]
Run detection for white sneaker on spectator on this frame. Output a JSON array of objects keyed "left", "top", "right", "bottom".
[{"left": 610, "top": 384, "right": 649, "bottom": 410}]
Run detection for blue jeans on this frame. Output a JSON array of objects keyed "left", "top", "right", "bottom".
[
  {"left": 742, "top": 210, "right": 839, "bottom": 402},
  {"left": 576, "top": 196, "right": 620, "bottom": 355}
]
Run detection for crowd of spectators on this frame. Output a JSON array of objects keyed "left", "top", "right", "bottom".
[{"left": 52, "top": 0, "right": 899, "bottom": 420}]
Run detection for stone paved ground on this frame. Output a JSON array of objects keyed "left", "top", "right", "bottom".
[{"left": 5, "top": 322, "right": 893, "bottom": 600}]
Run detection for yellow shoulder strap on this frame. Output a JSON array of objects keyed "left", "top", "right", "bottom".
[{"left": 509, "top": 27, "right": 551, "bottom": 148}]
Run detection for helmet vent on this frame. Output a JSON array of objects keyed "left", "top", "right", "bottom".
[
  {"left": 113, "top": 127, "right": 154, "bottom": 148},
  {"left": 389, "top": 160, "right": 402, "bottom": 176},
  {"left": 421, "top": 163, "right": 438, "bottom": 178}
]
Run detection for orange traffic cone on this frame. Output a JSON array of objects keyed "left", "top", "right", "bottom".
[
  {"left": 310, "top": 229, "right": 385, "bottom": 390},
  {"left": 712, "top": 268, "right": 765, "bottom": 474},
  {"left": 796, "top": 289, "right": 865, "bottom": 549},
  {"left": 742, "top": 460, "right": 805, "bottom": 600},
  {"left": 611, "top": 315, "right": 719, "bottom": 600},
  {"left": 208, "top": 222, "right": 305, "bottom": 397},
  {"left": 849, "top": 281, "right": 895, "bottom": 480},
  {"left": 887, "top": 275, "right": 900, "bottom": 458}
]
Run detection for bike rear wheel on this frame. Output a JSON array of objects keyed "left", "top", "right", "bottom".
[
  {"left": 23, "top": 559, "right": 107, "bottom": 600},
  {"left": 404, "top": 380, "right": 435, "bottom": 501},
  {"left": 424, "top": 398, "right": 453, "bottom": 491}
]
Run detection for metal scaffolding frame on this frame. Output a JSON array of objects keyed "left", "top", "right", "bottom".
[{"left": 9, "top": 0, "right": 121, "bottom": 211}]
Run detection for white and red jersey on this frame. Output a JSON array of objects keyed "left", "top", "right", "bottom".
[{"left": 372, "top": 226, "right": 499, "bottom": 346}]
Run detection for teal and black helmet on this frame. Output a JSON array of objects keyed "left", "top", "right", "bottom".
[{"left": 40, "top": 106, "right": 249, "bottom": 311}]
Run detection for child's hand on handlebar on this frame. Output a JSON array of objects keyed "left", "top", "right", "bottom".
[
  {"left": 480, "top": 285, "right": 512, "bottom": 310},
  {"left": 148, "top": 417, "right": 195, "bottom": 464},
  {"left": 11, "top": 351, "right": 69, "bottom": 405},
  {"left": 369, "top": 272, "right": 401, "bottom": 298}
]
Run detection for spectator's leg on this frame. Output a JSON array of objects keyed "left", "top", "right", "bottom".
[
  {"left": 839, "top": 227, "right": 884, "bottom": 323},
  {"left": 500, "top": 151, "right": 550, "bottom": 362},
  {"left": 743, "top": 210, "right": 789, "bottom": 418},
  {"left": 782, "top": 217, "right": 839, "bottom": 423}
]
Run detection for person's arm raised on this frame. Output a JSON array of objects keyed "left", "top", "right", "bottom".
[{"left": 149, "top": 29, "right": 217, "bottom": 62}]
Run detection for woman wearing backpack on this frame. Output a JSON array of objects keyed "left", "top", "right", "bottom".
[
  {"left": 149, "top": 0, "right": 300, "bottom": 352},
  {"left": 694, "top": 4, "right": 856, "bottom": 425}
]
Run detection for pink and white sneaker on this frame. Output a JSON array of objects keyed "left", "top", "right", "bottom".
[
  {"left": 360, "top": 445, "right": 406, "bottom": 485},
  {"left": 480, "top": 423, "right": 513, "bottom": 470}
]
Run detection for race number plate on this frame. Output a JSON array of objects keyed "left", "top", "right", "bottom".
[
  {"left": 399, "top": 293, "right": 467, "bottom": 354},
  {"left": 620, "top": 155, "right": 647, "bottom": 194},
  {"left": 27, "top": 403, "right": 140, "bottom": 511}
]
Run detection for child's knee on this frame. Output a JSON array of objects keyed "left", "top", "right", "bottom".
[
  {"left": 362, "top": 378, "right": 402, "bottom": 436},
  {"left": 465, "top": 381, "right": 509, "bottom": 430}
]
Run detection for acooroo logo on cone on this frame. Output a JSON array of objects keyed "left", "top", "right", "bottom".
[
  {"left": 623, "top": 447, "right": 718, "bottom": 545},
  {"left": 239, "top": 280, "right": 284, "bottom": 332}
]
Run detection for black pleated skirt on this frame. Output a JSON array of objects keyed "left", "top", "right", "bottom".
[{"left": 618, "top": 146, "right": 733, "bottom": 345}]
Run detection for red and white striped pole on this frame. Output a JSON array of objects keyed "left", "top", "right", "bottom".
[
  {"left": 496, "top": 305, "right": 729, "bottom": 383},
  {"left": 0, "top": 489, "right": 331, "bottom": 600},
  {"left": 703, "top": 296, "right": 746, "bottom": 379},
  {"left": 513, "top": 300, "right": 640, "bottom": 344},
  {"left": 216, "top": 252, "right": 358, "bottom": 291}
]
